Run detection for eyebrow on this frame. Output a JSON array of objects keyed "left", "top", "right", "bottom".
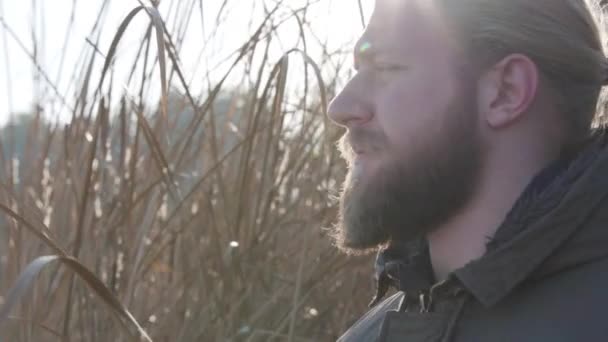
[{"left": 354, "top": 40, "right": 403, "bottom": 71}]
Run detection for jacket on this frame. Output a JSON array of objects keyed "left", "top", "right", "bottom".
[{"left": 338, "top": 127, "right": 608, "bottom": 341}]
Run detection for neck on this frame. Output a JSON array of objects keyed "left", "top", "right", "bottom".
[{"left": 427, "top": 148, "right": 559, "bottom": 282}]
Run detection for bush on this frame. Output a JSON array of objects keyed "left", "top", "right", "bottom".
[{"left": 0, "top": 1, "right": 374, "bottom": 341}]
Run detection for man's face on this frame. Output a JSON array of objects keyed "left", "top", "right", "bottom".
[{"left": 328, "top": 0, "right": 484, "bottom": 254}]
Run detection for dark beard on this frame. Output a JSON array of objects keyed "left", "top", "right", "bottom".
[{"left": 330, "top": 91, "right": 482, "bottom": 255}]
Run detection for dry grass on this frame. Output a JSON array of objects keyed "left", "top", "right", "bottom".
[{"left": 0, "top": 0, "right": 374, "bottom": 341}]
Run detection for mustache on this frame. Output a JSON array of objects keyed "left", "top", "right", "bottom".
[{"left": 338, "top": 128, "right": 389, "bottom": 159}]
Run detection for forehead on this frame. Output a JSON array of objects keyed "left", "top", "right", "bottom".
[{"left": 359, "top": 0, "right": 455, "bottom": 57}]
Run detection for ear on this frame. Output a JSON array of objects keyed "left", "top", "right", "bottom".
[{"left": 477, "top": 54, "right": 539, "bottom": 129}]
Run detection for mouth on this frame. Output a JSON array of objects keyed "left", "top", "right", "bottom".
[
  {"left": 348, "top": 137, "right": 376, "bottom": 157},
  {"left": 342, "top": 130, "right": 384, "bottom": 160},
  {"left": 352, "top": 148, "right": 365, "bottom": 156},
  {"left": 348, "top": 141, "right": 367, "bottom": 156},
  {"left": 350, "top": 149, "right": 370, "bottom": 167}
]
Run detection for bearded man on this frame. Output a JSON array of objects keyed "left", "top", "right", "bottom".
[{"left": 327, "top": 0, "right": 608, "bottom": 341}]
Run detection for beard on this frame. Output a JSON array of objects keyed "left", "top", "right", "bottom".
[{"left": 330, "top": 87, "right": 483, "bottom": 255}]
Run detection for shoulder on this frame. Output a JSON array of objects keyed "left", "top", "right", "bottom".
[
  {"left": 445, "top": 257, "right": 608, "bottom": 341},
  {"left": 495, "top": 256, "right": 608, "bottom": 316},
  {"left": 459, "top": 257, "right": 608, "bottom": 340},
  {"left": 537, "top": 255, "right": 608, "bottom": 293},
  {"left": 337, "top": 292, "right": 404, "bottom": 342}
]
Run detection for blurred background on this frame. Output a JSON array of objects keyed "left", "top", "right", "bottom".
[{"left": 0, "top": 0, "right": 377, "bottom": 341}]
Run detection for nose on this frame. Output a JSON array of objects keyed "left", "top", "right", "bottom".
[{"left": 327, "top": 76, "right": 373, "bottom": 128}]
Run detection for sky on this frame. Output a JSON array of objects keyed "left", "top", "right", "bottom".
[{"left": 0, "top": 0, "right": 373, "bottom": 126}]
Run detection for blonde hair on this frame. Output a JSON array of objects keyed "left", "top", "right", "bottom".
[{"left": 439, "top": 0, "right": 608, "bottom": 146}]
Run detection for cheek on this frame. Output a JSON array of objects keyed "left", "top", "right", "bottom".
[{"left": 376, "top": 76, "right": 454, "bottom": 149}]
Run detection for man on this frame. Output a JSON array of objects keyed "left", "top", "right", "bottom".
[{"left": 327, "top": 0, "right": 608, "bottom": 341}]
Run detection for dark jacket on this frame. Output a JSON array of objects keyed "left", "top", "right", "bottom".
[{"left": 338, "top": 128, "right": 608, "bottom": 342}]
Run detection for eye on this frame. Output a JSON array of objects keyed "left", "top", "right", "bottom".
[{"left": 373, "top": 61, "right": 407, "bottom": 73}]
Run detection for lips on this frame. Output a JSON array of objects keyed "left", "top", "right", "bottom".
[
  {"left": 343, "top": 128, "right": 385, "bottom": 157},
  {"left": 352, "top": 148, "right": 365, "bottom": 155},
  {"left": 347, "top": 139, "right": 366, "bottom": 156}
]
